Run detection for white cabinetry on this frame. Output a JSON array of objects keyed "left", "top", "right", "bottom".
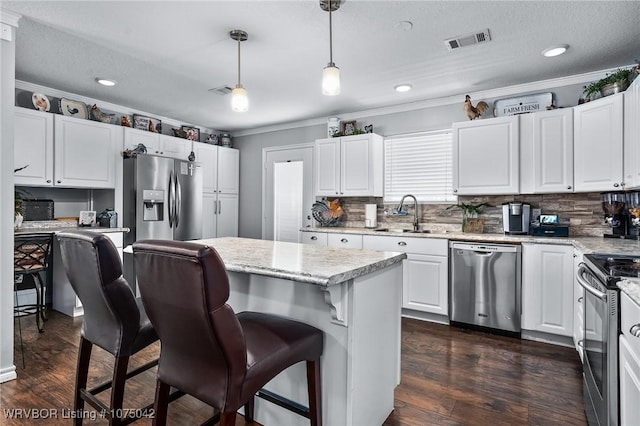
[
  {"left": 315, "top": 133, "right": 383, "bottom": 197},
  {"left": 124, "top": 128, "right": 189, "bottom": 159},
  {"left": 573, "top": 249, "right": 584, "bottom": 361},
  {"left": 624, "top": 76, "right": 640, "bottom": 189},
  {"left": 196, "top": 143, "right": 239, "bottom": 238},
  {"left": 620, "top": 291, "right": 640, "bottom": 426},
  {"left": 14, "top": 109, "right": 119, "bottom": 188},
  {"left": 14, "top": 108, "right": 54, "bottom": 186},
  {"left": 328, "top": 233, "right": 363, "bottom": 249},
  {"left": 452, "top": 115, "right": 519, "bottom": 195},
  {"left": 574, "top": 93, "right": 624, "bottom": 191},
  {"left": 53, "top": 115, "right": 119, "bottom": 188},
  {"left": 301, "top": 232, "right": 328, "bottom": 246},
  {"left": 363, "top": 235, "right": 448, "bottom": 318},
  {"left": 522, "top": 243, "right": 574, "bottom": 337},
  {"left": 520, "top": 108, "right": 574, "bottom": 194}
]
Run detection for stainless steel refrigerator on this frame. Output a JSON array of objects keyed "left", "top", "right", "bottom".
[{"left": 123, "top": 154, "right": 203, "bottom": 287}]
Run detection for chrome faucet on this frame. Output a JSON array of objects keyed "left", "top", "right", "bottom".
[{"left": 397, "top": 194, "right": 419, "bottom": 231}]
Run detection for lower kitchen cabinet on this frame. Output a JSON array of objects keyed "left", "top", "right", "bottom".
[
  {"left": 300, "top": 231, "right": 328, "bottom": 245},
  {"left": 620, "top": 291, "right": 640, "bottom": 426},
  {"left": 328, "top": 233, "right": 363, "bottom": 249},
  {"left": 202, "top": 193, "right": 238, "bottom": 239},
  {"left": 522, "top": 243, "right": 574, "bottom": 337},
  {"left": 363, "top": 235, "right": 448, "bottom": 318}
]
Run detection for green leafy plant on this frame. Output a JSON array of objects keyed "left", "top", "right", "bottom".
[
  {"left": 447, "top": 202, "right": 492, "bottom": 232},
  {"left": 583, "top": 67, "right": 636, "bottom": 99},
  {"left": 331, "top": 128, "right": 368, "bottom": 137}
]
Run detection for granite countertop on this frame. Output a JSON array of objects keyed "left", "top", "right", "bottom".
[
  {"left": 195, "top": 237, "right": 406, "bottom": 287},
  {"left": 15, "top": 220, "right": 129, "bottom": 234}
]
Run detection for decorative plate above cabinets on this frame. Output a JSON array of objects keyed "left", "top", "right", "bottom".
[
  {"left": 314, "top": 133, "right": 384, "bottom": 197},
  {"left": 452, "top": 115, "right": 520, "bottom": 195}
]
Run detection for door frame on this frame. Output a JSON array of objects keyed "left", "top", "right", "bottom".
[{"left": 261, "top": 143, "right": 314, "bottom": 240}]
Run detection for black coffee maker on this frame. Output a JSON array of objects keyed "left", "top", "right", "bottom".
[
  {"left": 601, "top": 192, "right": 631, "bottom": 238},
  {"left": 626, "top": 191, "right": 640, "bottom": 238}
]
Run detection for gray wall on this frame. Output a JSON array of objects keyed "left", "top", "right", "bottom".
[{"left": 234, "top": 82, "right": 588, "bottom": 238}]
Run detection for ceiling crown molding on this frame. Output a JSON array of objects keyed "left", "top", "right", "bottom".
[{"left": 0, "top": 9, "right": 21, "bottom": 27}]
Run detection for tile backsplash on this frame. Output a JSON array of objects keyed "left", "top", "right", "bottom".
[{"left": 329, "top": 193, "right": 609, "bottom": 237}]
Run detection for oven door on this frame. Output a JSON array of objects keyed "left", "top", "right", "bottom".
[{"left": 577, "top": 262, "right": 618, "bottom": 426}]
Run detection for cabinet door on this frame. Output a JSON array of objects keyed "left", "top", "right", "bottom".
[
  {"left": 54, "top": 115, "right": 118, "bottom": 188},
  {"left": 574, "top": 94, "right": 624, "bottom": 191},
  {"left": 159, "top": 134, "right": 189, "bottom": 159},
  {"left": 532, "top": 109, "right": 574, "bottom": 193},
  {"left": 202, "top": 193, "right": 217, "bottom": 239},
  {"left": 522, "top": 243, "right": 574, "bottom": 336},
  {"left": 315, "top": 138, "right": 340, "bottom": 196},
  {"left": 624, "top": 78, "right": 640, "bottom": 189},
  {"left": 341, "top": 135, "right": 373, "bottom": 196},
  {"left": 14, "top": 108, "right": 54, "bottom": 186},
  {"left": 327, "top": 233, "right": 363, "bottom": 249},
  {"left": 123, "top": 127, "right": 160, "bottom": 154},
  {"left": 620, "top": 336, "right": 640, "bottom": 426},
  {"left": 216, "top": 193, "right": 239, "bottom": 238},
  {"left": 195, "top": 143, "right": 218, "bottom": 194},
  {"left": 453, "top": 116, "right": 519, "bottom": 195},
  {"left": 217, "top": 147, "right": 239, "bottom": 194},
  {"left": 403, "top": 254, "right": 448, "bottom": 315}
]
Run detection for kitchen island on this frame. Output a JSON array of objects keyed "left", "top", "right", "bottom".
[{"left": 195, "top": 237, "right": 406, "bottom": 426}]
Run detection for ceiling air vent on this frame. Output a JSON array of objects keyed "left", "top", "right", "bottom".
[
  {"left": 444, "top": 29, "right": 491, "bottom": 51},
  {"left": 208, "top": 86, "right": 233, "bottom": 96}
]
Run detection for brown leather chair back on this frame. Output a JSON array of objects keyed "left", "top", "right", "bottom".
[
  {"left": 57, "top": 231, "right": 143, "bottom": 356},
  {"left": 133, "top": 240, "right": 247, "bottom": 410}
]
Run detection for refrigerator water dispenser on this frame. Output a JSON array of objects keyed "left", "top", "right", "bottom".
[{"left": 142, "top": 190, "right": 164, "bottom": 221}]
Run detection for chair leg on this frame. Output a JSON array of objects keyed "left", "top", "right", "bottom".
[
  {"left": 244, "top": 396, "right": 255, "bottom": 423},
  {"left": 306, "top": 359, "right": 322, "bottom": 426},
  {"left": 35, "top": 272, "right": 48, "bottom": 322},
  {"left": 152, "top": 380, "right": 170, "bottom": 426},
  {"left": 220, "top": 412, "right": 236, "bottom": 426},
  {"left": 75, "top": 337, "right": 93, "bottom": 426},
  {"left": 33, "top": 275, "right": 44, "bottom": 333},
  {"left": 109, "top": 356, "right": 130, "bottom": 426}
]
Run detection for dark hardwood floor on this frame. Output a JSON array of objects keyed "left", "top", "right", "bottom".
[{"left": 2, "top": 311, "right": 586, "bottom": 425}]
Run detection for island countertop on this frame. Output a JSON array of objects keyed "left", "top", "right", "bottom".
[{"left": 195, "top": 237, "right": 406, "bottom": 287}]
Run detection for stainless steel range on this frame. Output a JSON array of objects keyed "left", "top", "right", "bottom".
[{"left": 577, "top": 253, "right": 640, "bottom": 426}]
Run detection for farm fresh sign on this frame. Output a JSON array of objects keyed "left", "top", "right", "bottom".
[{"left": 493, "top": 93, "right": 553, "bottom": 116}]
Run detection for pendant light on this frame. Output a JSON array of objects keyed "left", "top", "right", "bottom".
[
  {"left": 230, "top": 29, "right": 248, "bottom": 112},
  {"left": 320, "top": 0, "right": 341, "bottom": 96}
]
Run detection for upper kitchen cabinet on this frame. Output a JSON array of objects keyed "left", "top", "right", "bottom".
[
  {"left": 574, "top": 93, "right": 624, "bottom": 192},
  {"left": 54, "top": 115, "right": 120, "bottom": 188},
  {"left": 14, "top": 108, "right": 54, "bottom": 186},
  {"left": 452, "top": 115, "right": 520, "bottom": 195},
  {"left": 315, "top": 133, "right": 384, "bottom": 197},
  {"left": 123, "top": 127, "right": 189, "bottom": 159},
  {"left": 520, "top": 108, "right": 574, "bottom": 194},
  {"left": 624, "top": 76, "right": 640, "bottom": 189}
]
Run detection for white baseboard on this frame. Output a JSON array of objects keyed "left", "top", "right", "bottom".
[{"left": 0, "top": 365, "right": 17, "bottom": 383}]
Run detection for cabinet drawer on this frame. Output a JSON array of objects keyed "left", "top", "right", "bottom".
[
  {"left": 301, "top": 232, "right": 328, "bottom": 246},
  {"left": 328, "top": 233, "right": 363, "bottom": 249},
  {"left": 622, "top": 292, "right": 640, "bottom": 356},
  {"left": 363, "top": 235, "right": 448, "bottom": 255}
]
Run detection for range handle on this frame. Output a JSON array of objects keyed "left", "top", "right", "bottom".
[{"left": 576, "top": 263, "right": 607, "bottom": 301}]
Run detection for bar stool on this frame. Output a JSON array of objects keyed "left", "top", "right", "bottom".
[
  {"left": 133, "top": 239, "right": 324, "bottom": 426},
  {"left": 14, "top": 233, "right": 53, "bottom": 367},
  {"left": 57, "top": 231, "right": 179, "bottom": 426}
]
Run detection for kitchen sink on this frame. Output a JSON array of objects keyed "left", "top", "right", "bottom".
[{"left": 373, "top": 228, "right": 432, "bottom": 233}]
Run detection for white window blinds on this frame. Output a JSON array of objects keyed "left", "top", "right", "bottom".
[{"left": 384, "top": 130, "right": 456, "bottom": 203}]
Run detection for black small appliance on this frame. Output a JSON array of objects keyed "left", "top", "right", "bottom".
[
  {"left": 97, "top": 208, "right": 118, "bottom": 228},
  {"left": 601, "top": 192, "right": 635, "bottom": 239},
  {"left": 502, "top": 202, "right": 530, "bottom": 235}
]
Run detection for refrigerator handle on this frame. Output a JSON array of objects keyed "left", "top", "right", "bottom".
[
  {"left": 175, "top": 173, "right": 182, "bottom": 228},
  {"left": 218, "top": 200, "right": 221, "bottom": 215},
  {"left": 168, "top": 170, "right": 175, "bottom": 227}
]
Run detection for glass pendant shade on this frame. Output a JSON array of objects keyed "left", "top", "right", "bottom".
[
  {"left": 231, "top": 85, "right": 248, "bottom": 112},
  {"left": 322, "top": 65, "right": 341, "bottom": 96}
]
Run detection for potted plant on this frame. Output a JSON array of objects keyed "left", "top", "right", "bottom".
[
  {"left": 14, "top": 165, "right": 29, "bottom": 229},
  {"left": 447, "top": 202, "right": 492, "bottom": 233},
  {"left": 583, "top": 67, "right": 637, "bottom": 100}
]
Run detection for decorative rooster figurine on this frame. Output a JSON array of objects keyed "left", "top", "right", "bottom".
[
  {"left": 90, "top": 104, "right": 115, "bottom": 123},
  {"left": 463, "top": 95, "right": 489, "bottom": 120}
]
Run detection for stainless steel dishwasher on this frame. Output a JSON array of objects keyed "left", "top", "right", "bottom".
[{"left": 449, "top": 242, "right": 522, "bottom": 333}]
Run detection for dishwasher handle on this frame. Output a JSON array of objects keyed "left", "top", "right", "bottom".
[{"left": 450, "top": 242, "right": 520, "bottom": 253}]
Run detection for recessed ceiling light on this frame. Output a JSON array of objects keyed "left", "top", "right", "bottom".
[
  {"left": 95, "top": 78, "right": 117, "bottom": 87},
  {"left": 395, "top": 21, "right": 413, "bottom": 31},
  {"left": 542, "top": 44, "right": 569, "bottom": 58},
  {"left": 394, "top": 84, "right": 412, "bottom": 93}
]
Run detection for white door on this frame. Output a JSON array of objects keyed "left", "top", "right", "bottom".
[{"left": 263, "top": 144, "right": 314, "bottom": 242}]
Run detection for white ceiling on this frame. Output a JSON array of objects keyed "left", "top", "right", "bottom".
[{"left": 3, "top": 1, "right": 640, "bottom": 133}]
